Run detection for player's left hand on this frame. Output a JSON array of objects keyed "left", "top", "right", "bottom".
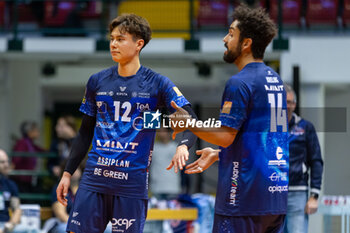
[
  {"left": 305, "top": 196, "right": 318, "bottom": 214},
  {"left": 167, "top": 144, "right": 189, "bottom": 173},
  {"left": 169, "top": 101, "right": 191, "bottom": 140},
  {"left": 185, "top": 147, "right": 220, "bottom": 174}
]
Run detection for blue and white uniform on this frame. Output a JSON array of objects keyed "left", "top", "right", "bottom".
[
  {"left": 214, "top": 63, "right": 289, "bottom": 232},
  {"left": 67, "top": 65, "right": 189, "bottom": 233}
]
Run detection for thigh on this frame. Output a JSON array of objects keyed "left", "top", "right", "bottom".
[
  {"left": 66, "top": 188, "right": 113, "bottom": 233},
  {"left": 110, "top": 196, "right": 148, "bottom": 233},
  {"left": 212, "top": 214, "right": 285, "bottom": 233},
  {"left": 264, "top": 215, "right": 286, "bottom": 233},
  {"left": 212, "top": 214, "right": 254, "bottom": 233}
]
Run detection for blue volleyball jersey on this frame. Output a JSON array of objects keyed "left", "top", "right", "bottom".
[
  {"left": 79, "top": 65, "right": 189, "bottom": 199},
  {"left": 216, "top": 62, "right": 289, "bottom": 216}
]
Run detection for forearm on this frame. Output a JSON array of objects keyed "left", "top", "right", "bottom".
[
  {"left": 65, "top": 115, "right": 95, "bottom": 175},
  {"left": 9, "top": 197, "right": 21, "bottom": 224},
  {"left": 190, "top": 126, "right": 237, "bottom": 148},
  {"left": 9, "top": 209, "right": 21, "bottom": 225},
  {"left": 178, "top": 105, "right": 198, "bottom": 149}
]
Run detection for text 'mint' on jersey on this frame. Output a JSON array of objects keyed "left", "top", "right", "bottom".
[
  {"left": 217, "top": 62, "right": 289, "bottom": 216},
  {"left": 79, "top": 65, "right": 189, "bottom": 199}
]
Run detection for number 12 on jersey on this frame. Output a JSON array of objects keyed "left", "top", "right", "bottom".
[{"left": 268, "top": 93, "right": 287, "bottom": 132}]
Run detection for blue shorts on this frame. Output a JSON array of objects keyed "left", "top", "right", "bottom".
[
  {"left": 212, "top": 214, "right": 285, "bottom": 233},
  {"left": 66, "top": 188, "right": 148, "bottom": 233}
]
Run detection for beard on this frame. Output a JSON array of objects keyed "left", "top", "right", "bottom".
[{"left": 223, "top": 41, "right": 242, "bottom": 63}]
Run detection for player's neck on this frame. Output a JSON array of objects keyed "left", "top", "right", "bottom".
[
  {"left": 235, "top": 54, "right": 263, "bottom": 71},
  {"left": 118, "top": 58, "right": 141, "bottom": 77}
]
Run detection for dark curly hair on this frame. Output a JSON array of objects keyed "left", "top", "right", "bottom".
[
  {"left": 232, "top": 5, "right": 277, "bottom": 59},
  {"left": 109, "top": 13, "right": 152, "bottom": 50}
]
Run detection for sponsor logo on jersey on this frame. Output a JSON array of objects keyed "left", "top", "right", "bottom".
[
  {"left": 143, "top": 110, "right": 161, "bottom": 129},
  {"left": 221, "top": 101, "right": 232, "bottom": 114},
  {"left": 136, "top": 103, "right": 150, "bottom": 112},
  {"left": 96, "top": 140, "right": 138, "bottom": 154},
  {"left": 133, "top": 92, "right": 150, "bottom": 98},
  {"left": 97, "top": 157, "right": 130, "bottom": 168},
  {"left": 94, "top": 168, "right": 129, "bottom": 180},
  {"left": 120, "top": 86, "right": 127, "bottom": 92},
  {"left": 116, "top": 92, "right": 128, "bottom": 96},
  {"left": 96, "top": 101, "right": 107, "bottom": 113},
  {"left": 269, "top": 172, "right": 288, "bottom": 182},
  {"left": 230, "top": 162, "right": 239, "bottom": 205},
  {"left": 268, "top": 147, "right": 287, "bottom": 167},
  {"left": 173, "top": 86, "right": 183, "bottom": 96},
  {"left": 72, "top": 212, "right": 79, "bottom": 217},
  {"left": 96, "top": 121, "right": 115, "bottom": 129},
  {"left": 111, "top": 218, "right": 135, "bottom": 231},
  {"left": 82, "top": 88, "right": 87, "bottom": 104},
  {"left": 71, "top": 220, "right": 81, "bottom": 226},
  {"left": 268, "top": 185, "right": 288, "bottom": 193},
  {"left": 132, "top": 116, "right": 144, "bottom": 131}
]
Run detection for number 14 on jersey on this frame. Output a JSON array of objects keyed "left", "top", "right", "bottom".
[{"left": 268, "top": 93, "right": 287, "bottom": 132}]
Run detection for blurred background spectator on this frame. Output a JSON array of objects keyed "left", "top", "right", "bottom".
[
  {"left": 150, "top": 128, "right": 182, "bottom": 200},
  {"left": 0, "top": 149, "right": 22, "bottom": 233},
  {"left": 49, "top": 115, "right": 77, "bottom": 179},
  {"left": 44, "top": 165, "right": 111, "bottom": 233},
  {"left": 12, "top": 121, "right": 45, "bottom": 193}
]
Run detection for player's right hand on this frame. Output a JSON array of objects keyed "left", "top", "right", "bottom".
[
  {"left": 185, "top": 147, "right": 220, "bottom": 174},
  {"left": 56, "top": 171, "right": 72, "bottom": 206},
  {"left": 167, "top": 144, "right": 189, "bottom": 173}
]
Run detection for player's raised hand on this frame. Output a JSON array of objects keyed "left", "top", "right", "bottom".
[
  {"left": 167, "top": 144, "right": 189, "bottom": 173},
  {"left": 169, "top": 101, "right": 191, "bottom": 140},
  {"left": 185, "top": 147, "right": 220, "bottom": 174},
  {"left": 56, "top": 171, "right": 71, "bottom": 206}
]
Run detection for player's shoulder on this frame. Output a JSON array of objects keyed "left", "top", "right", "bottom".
[
  {"left": 142, "top": 66, "right": 167, "bottom": 80},
  {"left": 141, "top": 66, "right": 173, "bottom": 87},
  {"left": 226, "top": 73, "right": 249, "bottom": 91},
  {"left": 91, "top": 66, "right": 115, "bottom": 80},
  {"left": 86, "top": 66, "right": 115, "bottom": 90}
]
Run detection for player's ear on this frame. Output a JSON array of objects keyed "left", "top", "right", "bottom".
[
  {"left": 242, "top": 38, "right": 252, "bottom": 51},
  {"left": 136, "top": 39, "right": 145, "bottom": 52}
]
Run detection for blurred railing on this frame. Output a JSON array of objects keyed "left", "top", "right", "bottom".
[
  {"left": 0, "top": 0, "right": 348, "bottom": 50},
  {"left": 8, "top": 152, "right": 57, "bottom": 204},
  {"left": 0, "top": 0, "right": 208, "bottom": 40}
]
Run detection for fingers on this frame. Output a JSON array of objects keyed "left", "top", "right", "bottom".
[
  {"left": 186, "top": 161, "right": 198, "bottom": 169},
  {"left": 169, "top": 160, "right": 178, "bottom": 173},
  {"left": 171, "top": 101, "right": 180, "bottom": 110},
  {"left": 185, "top": 165, "right": 203, "bottom": 174},
  {"left": 166, "top": 161, "right": 174, "bottom": 170},
  {"left": 180, "top": 154, "right": 186, "bottom": 168},
  {"left": 196, "top": 149, "right": 203, "bottom": 155},
  {"left": 56, "top": 184, "right": 67, "bottom": 206},
  {"left": 185, "top": 152, "right": 189, "bottom": 161},
  {"left": 172, "top": 131, "right": 176, "bottom": 140}
]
